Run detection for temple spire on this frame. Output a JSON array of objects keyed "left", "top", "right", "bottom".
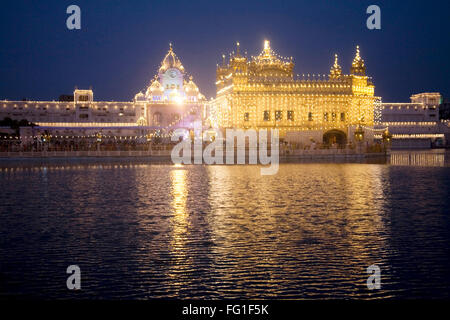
[
  {"left": 355, "top": 45, "right": 361, "bottom": 61},
  {"left": 264, "top": 40, "right": 270, "bottom": 54},
  {"left": 330, "top": 53, "right": 342, "bottom": 79},
  {"left": 350, "top": 45, "right": 366, "bottom": 75}
]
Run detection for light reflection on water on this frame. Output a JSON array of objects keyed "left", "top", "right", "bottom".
[{"left": 0, "top": 154, "right": 449, "bottom": 299}]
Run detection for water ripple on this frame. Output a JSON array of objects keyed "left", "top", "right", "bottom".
[{"left": 0, "top": 161, "right": 449, "bottom": 299}]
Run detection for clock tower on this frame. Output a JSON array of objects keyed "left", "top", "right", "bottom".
[
  {"left": 158, "top": 43, "right": 186, "bottom": 102},
  {"left": 137, "top": 43, "right": 206, "bottom": 106},
  {"left": 133, "top": 43, "right": 206, "bottom": 131}
]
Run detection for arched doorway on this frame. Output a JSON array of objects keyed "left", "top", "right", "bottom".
[{"left": 323, "top": 129, "right": 347, "bottom": 146}]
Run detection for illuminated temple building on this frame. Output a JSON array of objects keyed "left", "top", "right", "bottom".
[
  {"left": 1, "top": 40, "right": 448, "bottom": 147},
  {"left": 135, "top": 44, "right": 206, "bottom": 128},
  {"left": 0, "top": 44, "right": 205, "bottom": 138},
  {"left": 210, "top": 41, "right": 377, "bottom": 145}
]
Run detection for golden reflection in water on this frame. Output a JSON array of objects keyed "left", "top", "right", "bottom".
[
  {"left": 206, "top": 164, "right": 390, "bottom": 297},
  {"left": 170, "top": 168, "right": 188, "bottom": 252},
  {"left": 341, "top": 165, "right": 388, "bottom": 266},
  {"left": 206, "top": 166, "right": 283, "bottom": 295},
  {"left": 168, "top": 167, "right": 190, "bottom": 290}
]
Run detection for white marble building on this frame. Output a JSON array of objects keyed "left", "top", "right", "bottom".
[
  {"left": 0, "top": 44, "right": 206, "bottom": 138},
  {"left": 378, "top": 92, "right": 446, "bottom": 148}
]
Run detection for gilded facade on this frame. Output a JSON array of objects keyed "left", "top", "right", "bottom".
[{"left": 211, "top": 41, "right": 377, "bottom": 145}]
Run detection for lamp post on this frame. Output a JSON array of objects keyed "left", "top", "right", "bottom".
[
  {"left": 96, "top": 132, "right": 102, "bottom": 151},
  {"left": 382, "top": 128, "right": 392, "bottom": 153},
  {"left": 354, "top": 125, "right": 364, "bottom": 153},
  {"left": 353, "top": 101, "right": 365, "bottom": 153},
  {"left": 42, "top": 132, "right": 51, "bottom": 152},
  {"left": 146, "top": 132, "right": 153, "bottom": 152}
]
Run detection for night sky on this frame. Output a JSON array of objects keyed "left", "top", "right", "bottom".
[{"left": 0, "top": 0, "right": 449, "bottom": 102}]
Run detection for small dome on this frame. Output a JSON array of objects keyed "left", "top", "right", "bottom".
[
  {"left": 184, "top": 76, "right": 199, "bottom": 94},
  {"left": 150, "top": 79, "right": 163, "bottom": 90},
  {"left": 350, "top": 45, "right": 366, "bottom": 75},
  {"left": 134, "top": 91, "right": 146, "bottom": 102},
  {"left": 145, "top": 79, "right": 163, "bottom": 98},
  {"left": 330, "top": 54, "right": 342, "bottom": 79}
]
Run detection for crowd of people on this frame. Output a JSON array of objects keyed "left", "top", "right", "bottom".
[
  {"left": 0, "top": 137, "right": 173, "bottom": 152},
  {"left": 0, "top": 136, "right": 387, "bottom": 153}
]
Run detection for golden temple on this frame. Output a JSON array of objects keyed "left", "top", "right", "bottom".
[{"left": 211, "top": 40, "right": 377, "bottom": 145}]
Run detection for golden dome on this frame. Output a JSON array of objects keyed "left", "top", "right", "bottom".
[{"left": 249, "top": 40, "right": 294, "bottom": 78}]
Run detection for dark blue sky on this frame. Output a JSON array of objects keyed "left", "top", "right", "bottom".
[{"left": 0, "top": 0, "right": 449, "bottom": 102}]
